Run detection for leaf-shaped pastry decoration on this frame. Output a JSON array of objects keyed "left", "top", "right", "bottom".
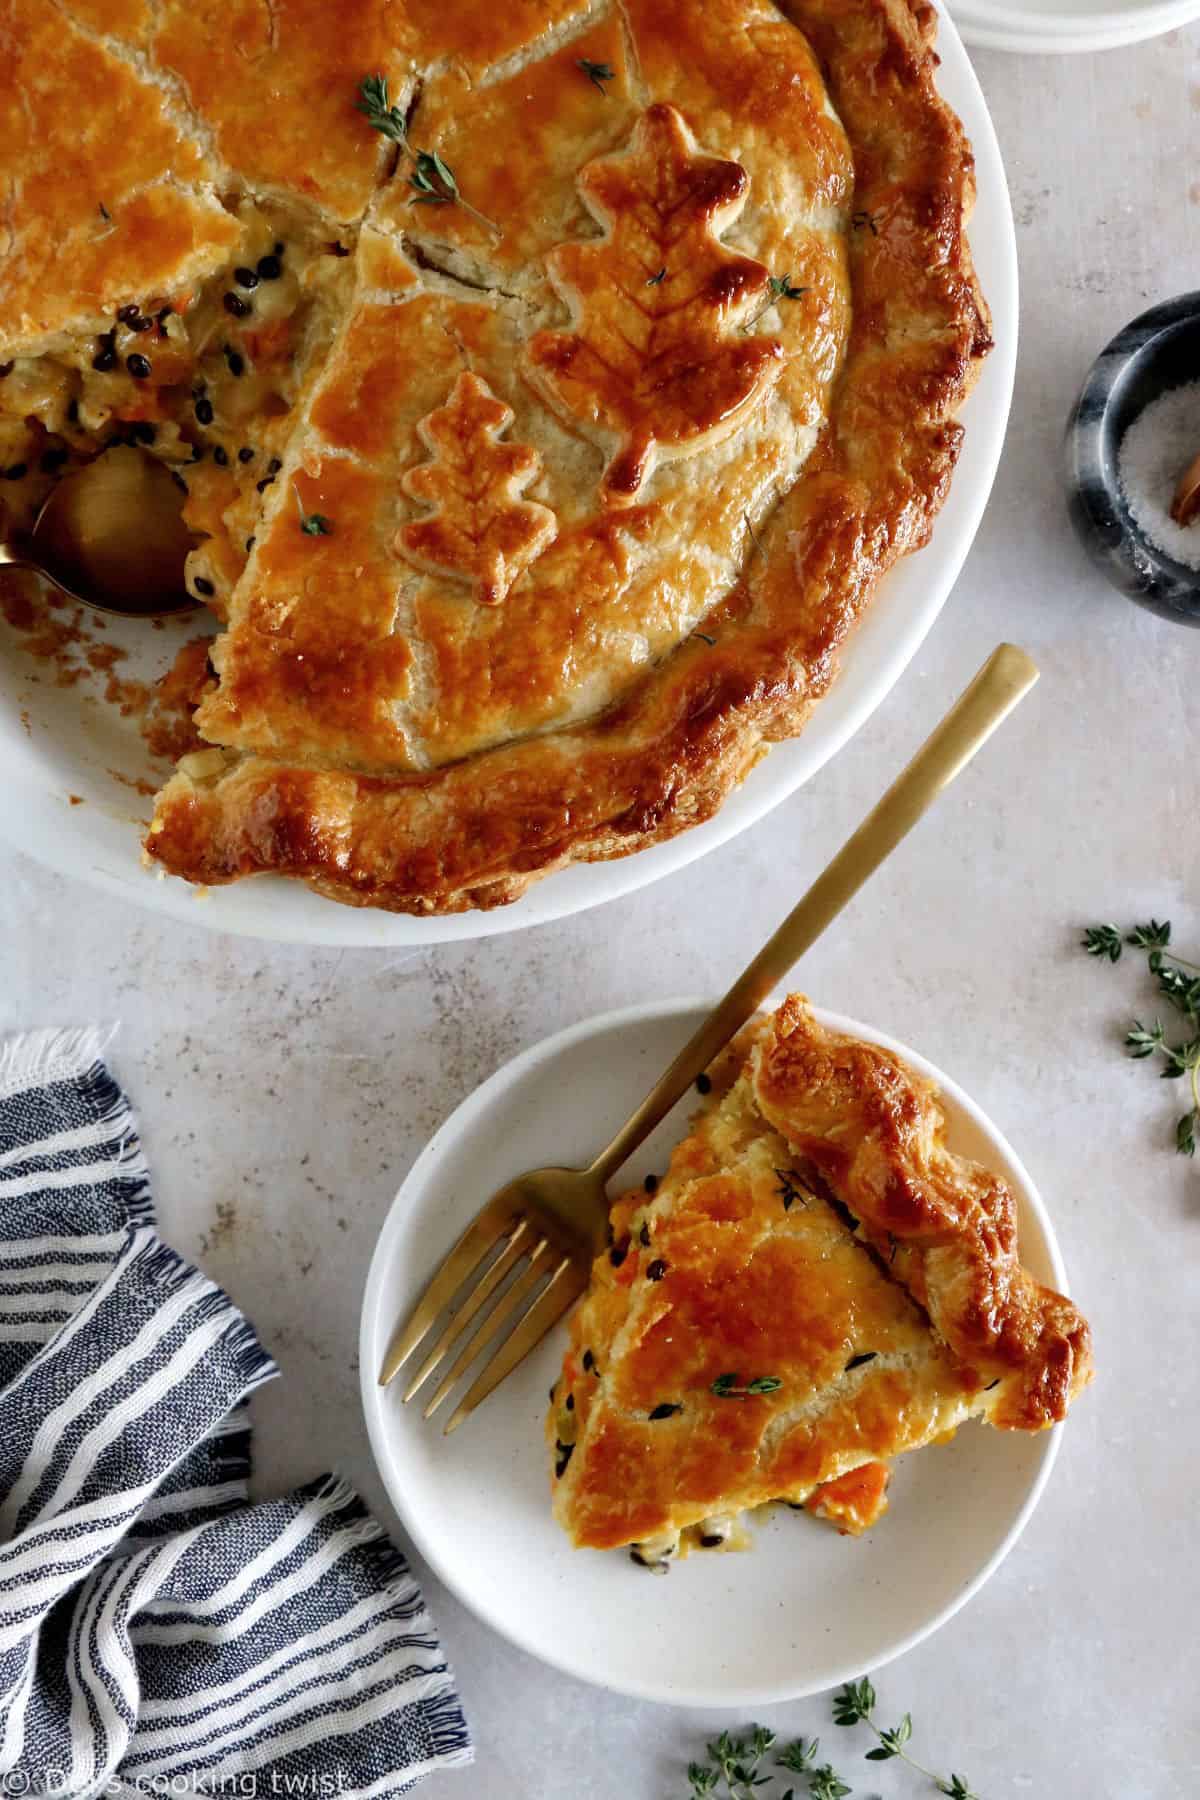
[
  {"left": 397, "top": 372, "right": 557, "bottom": 605},
  {"left": 527, "top": 103, "right": 785, "bottom": 506}
]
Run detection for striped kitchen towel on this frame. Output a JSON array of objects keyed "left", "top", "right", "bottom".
[{"left": 0, "top": 1029, "right": 472, "bottom": 1797}]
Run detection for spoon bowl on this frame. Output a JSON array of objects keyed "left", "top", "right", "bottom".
[{"left": 0, "top": 445, "right": 199, "bottom": 619}]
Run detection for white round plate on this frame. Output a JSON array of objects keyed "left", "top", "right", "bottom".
[
  {"left": 0, "top": 9, "right": 1016, "bottom": 947},
  {"left": 951, "top": 0, "right": 1200, "bottom": 50},
  {"left": 360, "top": 1001, "right": 1068, "bottom": 1706}
]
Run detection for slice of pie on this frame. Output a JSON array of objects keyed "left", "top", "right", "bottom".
[
  {"left": 549, "top": 999, "right": 1092, "bottom": 1565},
  {"left": 0, "top": 0, "right": 990, "bottom": 914}
]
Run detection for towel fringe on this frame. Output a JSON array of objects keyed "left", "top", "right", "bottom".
[
  {"left": 0, "top": 1025, "right": 119, "bottom": 1104},
  {"left": 422, "top": 1685, "right": 474, "bottom": 1767}
]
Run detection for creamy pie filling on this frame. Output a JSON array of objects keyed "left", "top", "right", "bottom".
[{"left": 0, "top": 197, "right": 350, "bottom": 619}]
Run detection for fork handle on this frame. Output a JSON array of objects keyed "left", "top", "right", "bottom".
[{"left": 587, "top": 643, "right": 1039, "bottom": 1187}]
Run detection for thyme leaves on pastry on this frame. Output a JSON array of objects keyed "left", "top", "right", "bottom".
[
  {"left": 1083, "top": 917, "right": 1200, "bottom": 1154},
  {"left": 774, "top": 1167, "right": 808, "bottom": 1210},
  {"left": 356, "top": 74, "right": 499, "bottom": 234},
  {"left": 356, "top": 73, "right": 408, "bottom": 143},
  {"left": 294, "top": 488, "right": 332, "bottom": 536},
  {"left": 577, "top": 56, "right": 616, "bottom": 93},
  {"left": 410, "top": 148, "right": 459, "bottom": 206},
  {"left": 741, "top": 273, "right": 808, "bottom": 333},
  {"left": 711, "top": 1373, "right": 782, "bottom": 1398},
  {"left": 834, "top": 1681, "right": 980, "bottom": 1797}
]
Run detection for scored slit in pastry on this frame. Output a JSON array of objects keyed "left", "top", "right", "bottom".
[
  {"left": 549, "top": 998, "right": 1092, "bottom": 1567},
  {"left": 0, "top": 0, "right": 990, "bottom": 914}
]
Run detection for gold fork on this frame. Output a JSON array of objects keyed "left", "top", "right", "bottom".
[{"left": 379, "top": 643, "right": 1039, "bottom": 1432}]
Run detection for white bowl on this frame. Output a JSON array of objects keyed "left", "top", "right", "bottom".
[
  {"left": 0, "top": 7, "right": 1017, "bottom": 946},
  {"left": 360, "top": 1001, "right": 1069, "bottom": 1707},
  {"left": 950, "top": 0, "right": 1200, "bottom": 51}
]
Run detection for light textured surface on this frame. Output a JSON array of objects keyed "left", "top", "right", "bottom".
[{"left": 3, "top": 26, "right": 1200, "bottom": 1799}]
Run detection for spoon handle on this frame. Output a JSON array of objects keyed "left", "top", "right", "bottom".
[{"left": 588, "top": 642, "right": 1039, "bottom": 1186}]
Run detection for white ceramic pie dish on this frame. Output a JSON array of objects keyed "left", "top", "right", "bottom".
[
  {"left": 0, "top": 6, "right": 1017, "bottom": 946},
  {"left": 360, "top": 1000, "right": 1068, "bottom": 1706}
]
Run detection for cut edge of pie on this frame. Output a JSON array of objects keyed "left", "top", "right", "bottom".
[{"left": 548, "top": 999, "right": 1092, "bottom": 1565}]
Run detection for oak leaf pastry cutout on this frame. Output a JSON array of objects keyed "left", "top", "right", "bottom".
[
  {"left": 527, "top": 103, "right": 785, "bottom": 506},
  {"left": 397, "top": 371, "right": 557, "bottom": 605},
  {"left": 549, "top": 999, "right": 1092, "bottom": 1564}
]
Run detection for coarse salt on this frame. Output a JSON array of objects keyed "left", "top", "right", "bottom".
[{"left": 1117, "top": 381, "right": 1200, "bottom": 571}]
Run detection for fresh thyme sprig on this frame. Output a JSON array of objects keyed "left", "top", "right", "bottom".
[
  {"left": 833, "top": 1680, "right": 979, "bottom": 1798},
  {"left": 1082, "top": 918, "right": 1200, "bottom": 1154},
  {"left": 687, "top": 1730, "right": 850, "bottom": 1800},
  {"left": 355, "top": 72, "right": 408, "bottom": 142},
  {"left": 742, "top": 272, "right": 808, "bottom": 332},
  {"left": 356, "top": 74, "right": 499, "bottom": 235}
]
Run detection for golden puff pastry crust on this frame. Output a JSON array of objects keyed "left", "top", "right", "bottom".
[
  {"left": 751, "top": 997, "right": 1094, "bottom": 1431},
  {"left": 550, "top": 1004, "right": 1091, "bottom": 1557},
  {"left": 0, "top": 0, "right": 989, "bottom": 914}
]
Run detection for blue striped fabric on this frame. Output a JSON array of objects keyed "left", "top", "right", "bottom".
[{"left": 0, "top": 1030, "right": 472, "bottom": 1797}]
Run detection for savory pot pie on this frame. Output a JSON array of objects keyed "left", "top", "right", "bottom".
[
  {"left": 549, "top": 998, "right": 1091, "bottom": 1565},
  {"left": 0, "top": 0, "right": 990, "bottom": 914}
]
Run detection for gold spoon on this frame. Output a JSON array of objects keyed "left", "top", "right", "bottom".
[{"left": 0, "top": 444, "right": 199, "bottom": 618}]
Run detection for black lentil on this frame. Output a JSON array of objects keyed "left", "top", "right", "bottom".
[
  {"left": 609, "top": 1239, "right": 629, "bottom": 1269},
  {"left": 695, "top": 1072, "right": 712, "bottom": 1095},
  {"left": 267, "top": 456, "right": 282, "bottom": 475},
  {"left": 40, "top": 448, "right": 70, "bottom": 473},
  {"left": 643, "top": 1173, "right": 658, "bottom": 1194},
  {"left": 581, "top": 1349, "right": 595, "bottom": 1373},
  {"left": 92, "top": 342, "right": 117, "bottom": 373},
  {"left": 192, "top": 575, "right": 215, "bottom": 597},
  {"left": 194, "top": 396, "right": 214, "bottom": 426},
  {"left": 646, "top": 1258, "right": 667, "bottom": 1282},
  {"left": 126, "top": 353, "right": 152, "bottom": 380},
  {"left": 565, "top": 1392, "right": 574, "bottom": 1410},
  {"left": 213, "top": 446, "right": 229, "bottom": 466},
  {"left": 188, "top": 445, "right": 206, "bottom": 463},
  {"left": 256, "top": 252, "right": 283, "bottom": 280},
  {"left": 648, "top": 1402, "right": 682, "bottom": 1421},
  {"left": 233, "top": 265, "right": 260, "bottom": 290},
  {"left": 553, "top": 1440, "right": 574, "bottom": 1479},
  {"left": 844, "top": 1351, "right": 877, "bottom": 1371},
  {"left": 3, "top": 463, "right": 28, "bottom": 481},
  {"left": 223, "top": 292, "right": 251, "bottom": 318},
  {"left": 638, "top": 1223, "right": 650, "bottom": 1247},
  {"left": 700, "top": 1534, "right": 725, "bottom": 1548},
  {"left": 238, "top": 446, "right": 255, "bottom": 463},
  {"left": 224, "top": 346, "right": 246, "bottom": 377}
]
